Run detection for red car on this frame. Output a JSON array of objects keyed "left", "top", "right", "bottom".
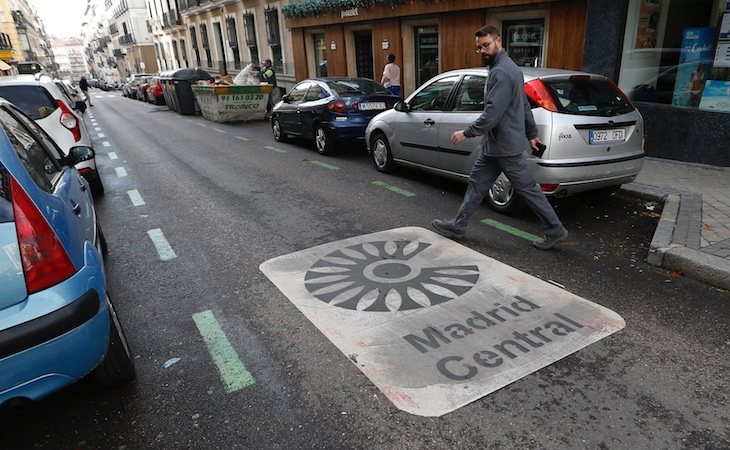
[{"left": 147, "top": 77, "right": 165, "bottom": 105}]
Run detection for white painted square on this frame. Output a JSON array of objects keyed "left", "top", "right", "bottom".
[{"left": 260, "top": 227, "right": 625, "bottom": 417}]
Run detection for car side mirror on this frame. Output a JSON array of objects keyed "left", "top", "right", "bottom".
[
  {"left": 69, "top": 146, "right": 95, "bottom": 164},
  {"left": 282, "top": 94, "right": 291, "bottom": 103},
  {"left": 394, "top": 101, "right": 410, "bottom": 112}
]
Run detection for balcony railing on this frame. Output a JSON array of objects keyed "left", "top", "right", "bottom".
[{"left": 119, "top": 34, "right": 135, "bottom": 46}]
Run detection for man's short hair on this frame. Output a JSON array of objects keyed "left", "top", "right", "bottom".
[
  {"left": 475, "top": 25, "right": 500, "bottom": 38},
  {"left": 387, "top": 53, "right": 396, "bottom": 63},
  {"left": 264, "top": 59, "right": 272, "bottom": 65}
]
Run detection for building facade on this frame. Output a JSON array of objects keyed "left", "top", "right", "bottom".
[
  {"left": 5, "top": 0, "right": 54, "bottom": 74},
  {"left": 51, "top": 38, "right": 88, "bottom": 80}
]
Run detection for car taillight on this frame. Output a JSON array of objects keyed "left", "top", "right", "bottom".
[
  {"left": 327, "top": 100, "right": 347, "bottom": 113},
  {"left": 10, "top": 176, "right": 76, "bottom": 294},
  {"left": 56, "top": 100, "right": 81, "bottom": 142},
  {"left": 540, "top": 183, "right": 559, "bottom": 193},
  {"left": 524, "top": 79, "right": 557, "bottom": 112}
]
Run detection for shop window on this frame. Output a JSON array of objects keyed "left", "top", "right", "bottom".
[
  {"left": 243, "top": 12, "right": 260, "bottom": 65},
  {"left": 415, "top": 26, "right": 439, "bottom": 87},
  {"left": 502, "top": 19, "right": 544, "bottom": 67},
  {"left": 619, "top": 0, "right": 730, "bottom": 113},
  {"left": 314, "top": 33, "right": 327, "bottom": 77}
]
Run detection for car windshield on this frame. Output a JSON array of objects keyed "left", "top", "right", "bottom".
[
  {"left": 541, "top": 79, "right": 634, "bottom": 116},
  {"left": 0, "top": 85, "right": 58, "bottom": 119},
  {"left": 326, "top": 79, "right": 390, "bottom": 96}
]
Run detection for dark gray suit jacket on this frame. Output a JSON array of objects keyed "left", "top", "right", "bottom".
[{"left": 463, "top": 50, "right": 538, "bottom": 157}]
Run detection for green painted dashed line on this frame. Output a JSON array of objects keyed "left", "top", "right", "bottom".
[
  {"left": 310, "top": 160, "right": 340, "bottom": 170},
  {"left": 235, "top": 136, "right": 251, "bottom": 142},
  {"left": 146, "top": 228, "right": 177, "bottom": 261},
  {"left": 264, "top": 145, "right": 286, "bottom": 153},
  {"left": 192, "top": 310, "right": 255, "bottom": 393},
  {"left": 480, "top": 218, "right": 541, "bottom": 241},
  {"left": 372, "top": 181, "right": 416, "bottom": 197}
]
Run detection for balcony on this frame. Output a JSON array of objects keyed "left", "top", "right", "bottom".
[{"left": 119, "top": 34, "right": 135, "bottom": 46}]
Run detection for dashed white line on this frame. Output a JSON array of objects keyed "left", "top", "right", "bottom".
[
  {"left": 147, "top": 228, "right": 177, "bottom": 261},
  {"left": 102, "top": 141, "right": 111, "bottom": 147},
  {"left": 213, "top": 128, "right": 226, "bottom": 134},
  {"left": 235, "top": 136, "right": 250, "bottom": 142},
  {"left": 115, "top": 167, "right": 127, "bottom": 177},
  {"left": 98, "top": 133, "right": 105, "bottom": 138},
  {"left": 95, "top": 127, "right": 102, "bottom": 131},
  {"left": 108, "top": 152, "right": 118, "bottom": 160},
  {"left": 127, "top": 189, "right": 145, "bottom": 206},
  {"left": 196, "top": 123, "right": 207, "bottom": 127}
]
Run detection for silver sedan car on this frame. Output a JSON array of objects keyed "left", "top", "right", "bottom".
[{"left": 365, "top": 67, "right": 645, "bottom": 213}]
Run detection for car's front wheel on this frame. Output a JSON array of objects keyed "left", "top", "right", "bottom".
[
  {"left": 486, "top": 173, "right": 525, "bottom": 214},
  {"left": 93, "top": 295, "right": 135, "bottom": 387},
  {"left": 314, "top": 124, "right": 334, "bottom": 155},
  {"left": 272, "top": 118, "right": 287, "bottom": 142},
  {"left": 371, "top": 132, "right": 396, "bottom": 173},
  {"left": 90, "top": 174, "right": 105, "bottom": 196}
]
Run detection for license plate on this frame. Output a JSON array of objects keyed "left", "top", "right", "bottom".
[
  {"left": 589, "top": 129, "right": 625, "bottom": 144},
  {"left": 359, "top": 102, "right": 386, "bottom": 111}
]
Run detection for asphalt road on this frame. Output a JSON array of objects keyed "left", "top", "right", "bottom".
[{"left": 2, "top": 91, "right": 728, "bottom": 449}]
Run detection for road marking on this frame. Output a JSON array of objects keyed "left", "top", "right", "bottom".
[
  {"left": 213, "top": 128, "right": 226, "bottom": 134},
  {"left": 98, "top": 133, "right": 105, "bottom": 138},
  {"left": 480, "top": 219, "right": 541, "bottom": 241},
  {"left": 107, "top": 95, "right": 115, "bottom": 97},
  {"left": 95, "top": 127, "right": 102, "bottom": 131},
  {"left": 260, "top": 226, "right": 625, "bottom": 417},
  {"left": 102, "top": 141, "right": 111, "bottom": 147},
  {"left": 311, "top": 160, "right": 340, "bottom": 170},
  {"left": 235, "top": 136, "right": 250, "bottom": 142},
  {"left": 372, "top": 180, "right": 416, "bottom": 197},
  {"left": 192, "top": 310, "right": 255, "bottom": 393},
  {"left": 264, "top": 145, "right": 286, "bottom": 153},
  {"left": 115, "top": 167, "right": 127, "bottom": 177},
  {"left": 127, "top": 189, "right": 145, "bottom": 206},
  {"left": 196, "top": 123, "right": 207, "bottom": 127},
  {"left": 108, "top": 152, "right": 118, "bottom": 160},
  {"left": 147, "top": 228, "right": 177, "bottom": 261}
]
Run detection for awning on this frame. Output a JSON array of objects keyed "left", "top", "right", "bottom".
[{"left": 0, "top": 59, "right": 12, "bottom": 71}]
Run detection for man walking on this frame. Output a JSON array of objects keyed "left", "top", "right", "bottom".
[
  {"left": 260, "top": 59, "right": 278, "bottom": 117},
  {"left": 431, "top": 24, "right": 568, "bottom": 250},
  {"left": 79, "top": 76, "right": 92, "bottom": 106},
  {"left": 381, "top": 53, "right": 401, "bottom": 97}
]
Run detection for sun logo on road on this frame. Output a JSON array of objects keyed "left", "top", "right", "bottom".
[{"left": 304, "top": 240, "right": 479, "bottom": 311}]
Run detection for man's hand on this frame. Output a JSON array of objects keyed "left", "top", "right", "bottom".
[
  {"left": 529, "top": 137, "right": 541, "bottom": 152},
  {"left": 451, "top": 130, "right": 467, "bottom": 145}
]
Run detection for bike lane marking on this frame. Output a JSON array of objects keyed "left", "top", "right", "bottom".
[
  {"left": 192, "top": 310, "right": 256, "bottom": 393},
  {"left": 146, "top": 228, "right": 176, "bottom": 261},
  {"left": 127, "top": 189, "right": 145, "bottom": 206},
  {"left": 260, "top": 226, "right": 625, "bottom": 417},
  {"left": 372, "top": 181, "right": 416, "bottom": 197}
]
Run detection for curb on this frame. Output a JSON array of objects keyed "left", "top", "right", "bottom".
[{"left": 620, "top": 182, "right": 730, "bottom": 291}]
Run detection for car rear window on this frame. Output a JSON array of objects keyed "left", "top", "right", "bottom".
[
  {"left": 0, "top": 85, "right": 58, "bottom": 120},
  {"left": 0, "top": 164, "right": 12, "bottom": 223},
  {"left": 327, "top": 79, "right": 390, "bottom": 95},
  {"left": 541, "top": 79, "right": 634, "bottom": 117}
]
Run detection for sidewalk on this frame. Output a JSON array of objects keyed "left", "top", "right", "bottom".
[{"left": 619, "top": 157, "right": 730, "bottom": 290}]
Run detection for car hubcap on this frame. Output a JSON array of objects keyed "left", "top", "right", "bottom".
[
  {"left": 373, "top": 139, "right": 387, "bottom": 168},
  {"left": 316, "top": 128, "right": 326, "bottom": 152},
  {"left": 273, "top": 120, "right": 281, "bottom": 139},
  {"left": 489, "top": 175, "right": 514, "bottom": 206}
]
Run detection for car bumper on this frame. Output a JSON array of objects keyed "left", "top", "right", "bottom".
[
  {"left": 0, "top": 266, "right": 110, "bottom": 405},
  {"left": 326, "top": 121, "right": 368, "bottom": 141},
  {"left": 532, "top": 152, "right": 645, "bottom": 196}
]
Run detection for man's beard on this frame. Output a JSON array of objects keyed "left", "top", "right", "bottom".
[{"left": 481, "top": 54, "right": 493, "bottom": 67}]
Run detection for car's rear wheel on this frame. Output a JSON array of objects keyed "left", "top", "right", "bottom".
[
  {"left": 371, "top": 132, "right": 396, "bottom": 173},
  {"left": 93, "top": 295, "right": 135, "bottom": 387},
  {"left": 272, "top": 118, "right": 287, "bottom": 142},
  {"left": 486, "top": 173, "right": 525, "bottom": 214},
  {"left": 90, "top": 174, "right": 105, "bottom": 196},
  {"left": 96, "top": 221, "right": 108, "bottom": 257},
  {"left": 314, "top": 124, "right": 334, "bottom": 155}
]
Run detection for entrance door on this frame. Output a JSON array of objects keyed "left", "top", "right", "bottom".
[
  {"left": 354, "top": 31, "right": 373, "bottom": 79},
  {"left": 502, "top": 19, "right": 545, "bottom": 67},
  {"left": 313, "top": 34, "right": 327, "bottom": 77},
  {"left": 214, "top": 22, "right": 227, "bottom": 75},
  {"left": 415, "top": 26, "right": 439, "bottom": 87}
]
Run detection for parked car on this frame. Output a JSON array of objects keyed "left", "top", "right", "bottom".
[
  {"left": 365, "top": 67, "right": 645, "bottom": 212},
  {"left": 0, "top": 97, "right": 135, "bottom": 408},
  {"left": 0, "top": 74, "right": 104, "bottom": 195},
  {"left": 54, "top": 78, "right": 87, "bottom": 113},
  {"left": 146, "top": 77, "right": 165, "bottom": 105},
  {"left": 136, "top": 76, "right": 153, "bottom": 101},
  {"left": 271, "top": 77, "right": 399, "bottom": 155},
  {"left": 122, "top": 73, "right": 152, "bottom": 98}
]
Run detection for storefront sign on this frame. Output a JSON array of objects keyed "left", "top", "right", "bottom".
[
  {"left": 672, "top": 27, "right": 716, "bottom": 107},
  {"left": 260, "top": 227, "right": 625, "bottom": 416},
  {"left": 341, "top": 8, "right": 358, "bottom": 19},
  {"left": 699, "top": 80, "right": 730, "bottom": 111}
]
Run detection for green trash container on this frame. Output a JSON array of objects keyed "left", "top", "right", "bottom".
[
  {"left": 191, "top": 84, "right": 274, "bottom": 122},
  {"left": 160, "top": 68, "right": 214, "bottom": 115}
]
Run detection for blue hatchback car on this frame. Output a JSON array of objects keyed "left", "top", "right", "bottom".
[
  {"left": 270, "top": 77, "right": 399, "bottom": 155},
  {"left": 0, "top": 99, "right": 134, "bottom": 408}
]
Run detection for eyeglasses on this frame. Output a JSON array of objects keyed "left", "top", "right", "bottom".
[{"left": 475, "top": 38, "right": 499, "bottom": 53}]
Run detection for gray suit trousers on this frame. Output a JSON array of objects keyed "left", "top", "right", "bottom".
[{"left": 452, "top": 151, "right": 563, "bottom": 237}]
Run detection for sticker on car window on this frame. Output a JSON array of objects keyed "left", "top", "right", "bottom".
[{"left": 578, "top": 105, "right": 598, "bottom": 111}]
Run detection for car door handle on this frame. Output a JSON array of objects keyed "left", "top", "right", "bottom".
[
  {"left": 424, "top": 119, "right": 435, "bottom": 125},
  {"left": 71, "top": 202, "right": 81, "bottom": 215}
]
